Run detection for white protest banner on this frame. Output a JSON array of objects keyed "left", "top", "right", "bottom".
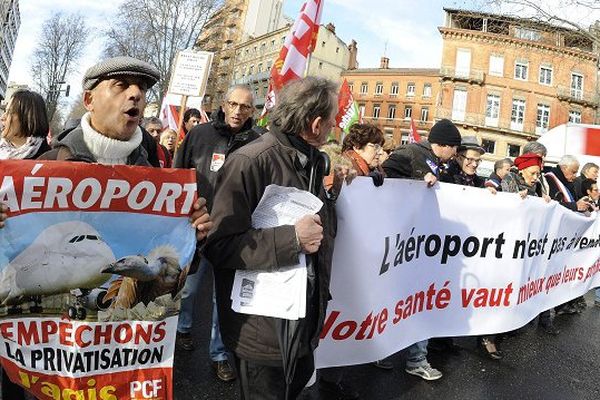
[
  {"left": 0, "top": 160, "right": 197, "bottom": 399},
  {"left": 315, "top": 177, "right": 600, "bottom": 368},
  {"left": 168, "top": 49, "right": 213, "bottom": 97}
]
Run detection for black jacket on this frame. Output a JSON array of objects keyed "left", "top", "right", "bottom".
[
  {"left": 545, "top": 166, "right": 578, "bottom": 211},
  {"left": 440, "top": 159, "right": 485, "bottom": 187},
  {"left": 204, "top": 127, "right": 336, "bottom": 363},
  {"left": 174, "top": 110, "right": 263, "bottom": 211},
  {"left": 382, "top": 140, "right": 442, "bottom": 179}
]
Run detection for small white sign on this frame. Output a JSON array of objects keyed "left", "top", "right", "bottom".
[{"left": 168, "top": 50, "right": 214, "bottom": 97}]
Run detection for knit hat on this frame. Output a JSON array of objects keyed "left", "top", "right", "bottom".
[
  {"left": 458, "top": 136, "right": 484, "bottom": 154},
  {"left": 428, "top": 119, "right": 461, "bottom": 146},
  {"left": 514, "top": 153, "right": 543, "bottom": 170},
  {"left": 82, "top": 56, "right": 160, "bottom": 90}
]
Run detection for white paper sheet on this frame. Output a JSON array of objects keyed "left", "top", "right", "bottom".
[{"left": 230, "top": 185, "right": 323, "bottom": 320}]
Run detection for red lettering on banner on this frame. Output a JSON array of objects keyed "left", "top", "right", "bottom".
[
  {"left": 0, "top": 160, "right": 197, "bottom": 217},
  {"left": 461, "top": 283, "right": 513, "bottom": 308}
]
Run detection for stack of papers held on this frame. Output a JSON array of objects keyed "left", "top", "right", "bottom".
[{"left": 230, "top": 185, "right": 323, "bottom": 320}]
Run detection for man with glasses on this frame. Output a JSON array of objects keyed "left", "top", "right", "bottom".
[
  {"left": 173, "top": 84, "right": 265, "bottom": 382},
  {"left": 382, "top": 118, "right": 462, "bottom": 381}
]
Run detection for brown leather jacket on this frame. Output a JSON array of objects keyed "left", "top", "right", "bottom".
[{"left": 204, "top": 127, "right": 337, "bottom": 363}]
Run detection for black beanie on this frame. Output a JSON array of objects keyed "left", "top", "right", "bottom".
[{"left": 428, "top": 119, "right": 461, "bottom": 146}]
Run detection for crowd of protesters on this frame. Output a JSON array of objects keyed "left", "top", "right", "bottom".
[{"left": 0, "top": 55, "right": 599, "bottom": 400}]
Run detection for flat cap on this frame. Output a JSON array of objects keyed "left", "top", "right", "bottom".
[{"left": 82, "top": 56, "right": 160, "bottom": 90}]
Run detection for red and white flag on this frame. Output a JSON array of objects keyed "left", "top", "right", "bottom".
[
  {"left": 409, "top": 117, "right": 421, "bottom": 143},
  {"left": 336, "top": 79, "right": 362, "bottom": 136},
  {"left": 160, "top": 93, "right": 209, "bottom": 143},
  {"left": 258, "top": 0, "right": 324, "bottom": 126}
]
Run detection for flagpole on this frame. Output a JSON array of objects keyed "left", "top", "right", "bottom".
[{"left": 175, "top": 95, "right": 188, "bottom": 153}]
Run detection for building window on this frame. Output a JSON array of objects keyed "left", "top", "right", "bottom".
[
  {"left": 336, "top": 47, "right": 340, "bottom": 53},
  {"left": 358, "top": 103, "right": 365, "bottom": 117},
  {"left": 281, "top": 36, "right": 285, "bottom": 45},
  {"left": 388, "top": 105, "right": 396, "bottom": 119},
  {"left": 249, "top": 65, "right": 254, "bottom": 75},
  {"left": 406, "top": 83, "right": 416, "bottom": 96},
  {"left": 569, "top": 110, "right": 582, "bottom": 123},
  {"left": 348, "top": 81, "right": 354, "bottom": 92},
  {"left": 260, "top": 43, "right": 266, "bottom": 53},
  {"left": 511, "top": 99, "right": 526, "bottom": 131},
  {"left": 423, "top": 84, "right": 432, "bottom": 97},
  {"left": 373, "top": 104, "right": 381, "bottom": 119},
  {"left": 271, "top": 39, "right": 275, "bottom": 49},
  {"left": 257, "top": 63, "right": 263, "bottom": 73},
  {"left": 266, "top": 60, "right": 272, "bottom": 70},
  {"left": 390, "top": 82, "right": 399, "bottom": 96},
  {"left": 539, "top": 66, "right": 552, "bottom": 85},
  {"left": 515, "top": 27, "right": 541, "bottom": 41},
  {"left": 571, "top": 73, "right": 583, "bottom": 99},
  {"left": 536, "top": 104, "right": 550, "bottom": 134},
  {"left": 375, "top": 82, "right": 383, "bottom": 96},
  {"left": 253, "top": 46, "right": 257, "bottom": 54},
  {"left": 514, "top": 61, "right": 528, "bottom": 80},
  {"left": 321, "top": 41, "right": 326, "bottom": 47},
  {"left": 452, "top": 89, "right": 467, "bottom": 121},
  {"left": 318, "top": 62, "right": 323, "bottom": 69},
  {"left": 485, "top": 94, "right": 500, "bottom": 127},
  {"left": 360, "top": 82, "right": 368, "bottom": 95},
  {"left": 482, "top": 139, "right": 496, "bottom": 154},
  {"left": 404, "top": 105, "right": 413, "bottom": 119},
  {"left": 420, "top": 107, "right": 429, "bottom": 121},
  {"left": 507, "top": 144, "right": 521, "bottom": 157},
  {"left": 401, "top": 133, "right": 409, "bottom": 145},
  {"left": 383, "top": 128, "right": 394, "bottom": 140},
  {"left": 489, "top": 54, "right": 504, "bottom": 77}
]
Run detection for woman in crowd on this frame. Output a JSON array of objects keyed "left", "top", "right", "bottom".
[
  {"left": 340, "top": 123, "right": 385, "bottom": 179},
  {"left": 439, "top": 136, "right": 504, "bottom": 359},
  {"left": 502, "top": 153, "right": 559, "bottom": 337},
  {"left": 160, "top": 128, "right": 178, "bottom": 160},
  {"left": 0, "top": 89, "right": 50, "bottom": 161},
  {"left": 0, "top": 89, "right": 49, "bottom": 400}
]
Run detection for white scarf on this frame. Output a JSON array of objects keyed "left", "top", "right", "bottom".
[
  {"left": 0, "top": 136, "right": 44, "bottom": 160},
  {"left": 81, "top": 112, "right": 142, "bottom": 165}
]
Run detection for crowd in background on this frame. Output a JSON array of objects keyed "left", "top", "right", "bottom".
[{"left": 0, "top": 55, "right": 599, "bottom": 399}]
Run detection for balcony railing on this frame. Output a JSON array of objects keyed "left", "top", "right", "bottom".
[
  {"left": 557, "top": 86, "right": 599, "bottom": 108},
  {"left": 232, "top": 71, "right": 270, "bottom": 85},
  {"left": 435, "top": 108, "right": 538, "bottom": 136},
  {"left": 440, "top": 66, "right": 485, "bottom": 85}
]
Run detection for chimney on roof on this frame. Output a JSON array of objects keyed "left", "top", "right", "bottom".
[
  {"left": 380, "top": 56, "right": 389, "bottom": 69},
  {"left": 325, "top": 22, "right": 336, "bottom": 34},
  {"left": 347, "top": 40, "right": 358, "bottom": 70}
]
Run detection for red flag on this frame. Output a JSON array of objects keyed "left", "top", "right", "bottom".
[
  {"left": 336, "top": 79, "right": 361, "bottom": 135},
  {"left": 259, "top": 0, "right": 324, "bottom": 125},
  {"left": 409, "top": 117, "right": 421, "bottom": 143}
]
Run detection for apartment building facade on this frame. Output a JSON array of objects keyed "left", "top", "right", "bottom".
[
  {"left": 232, "top": 23, "right": 353, "bottom": 109},
  {"left": 438, "top": 8, "right": 599, "bottom": 160},
  {"left": 342, "top": 59, "right": 441, "bottom": 146},
  {"left": 0, "top": 0, "right": 19, "bottom": 100}
]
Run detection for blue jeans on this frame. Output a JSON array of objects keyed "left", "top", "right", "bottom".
[
  {"left": 177, "top": 257, "right": 228, "bottom": 362},
  {"left": 405, "top": 340, "right": 428, "bottom": 368}
]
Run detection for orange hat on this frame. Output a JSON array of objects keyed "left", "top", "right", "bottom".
[{"left": 514, "top": 153, "right": 543, "bottom": 170}]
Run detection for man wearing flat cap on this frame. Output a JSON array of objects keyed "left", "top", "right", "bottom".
[
  {"left": 440, "top": 136, "right": 493, "bottom": 191},
  {"left": 36, "top": 56, "right": 212, "bottom": 240}
]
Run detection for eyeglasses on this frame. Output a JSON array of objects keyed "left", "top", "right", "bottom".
[
  {"left": 366, "top": 143, "right": 383, "bottom": 152},
  {"left": 226, "top": 101, "right": 253, "bottom": 112},
  {"left": 459, "top": 155, "right": 481, "bottom": 165}
]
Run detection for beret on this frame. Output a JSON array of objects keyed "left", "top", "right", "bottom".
[
  {"left": 514, "top": 153, "right": 543, "bottom": 170},
  {"left": 82, "top": 56, "right": 160, "bottom": 90}
]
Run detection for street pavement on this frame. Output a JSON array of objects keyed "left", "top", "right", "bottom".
[{"left": 174, "top": 270, "right": 600, "bottom": 400}]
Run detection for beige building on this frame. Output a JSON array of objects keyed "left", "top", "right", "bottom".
[
  {"left": 0, "top": 0, "right": 20, "bottom": 100},
  {"left": 232, "top": 23, "right": 355, "bottom": 109},
  {"left": 438, "top": 8, "right": 599, "bottom": 161},
  {"left": 342, "top": 59, "right": 441, "bottom": 146},
  {"left": 196, "top": 0, "right": 287, "bottom": 111}
]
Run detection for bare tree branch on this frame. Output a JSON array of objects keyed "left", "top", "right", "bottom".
[
  {"left": 103, "top": 0, "right": 223, "bottom": 106},
  {"left": 30, "top": 12, "right": 90, "bottom": 123}
]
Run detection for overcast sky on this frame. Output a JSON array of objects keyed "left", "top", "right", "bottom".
[{"left": 8, "top": 0, "right": 600, "bottom": 92}]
